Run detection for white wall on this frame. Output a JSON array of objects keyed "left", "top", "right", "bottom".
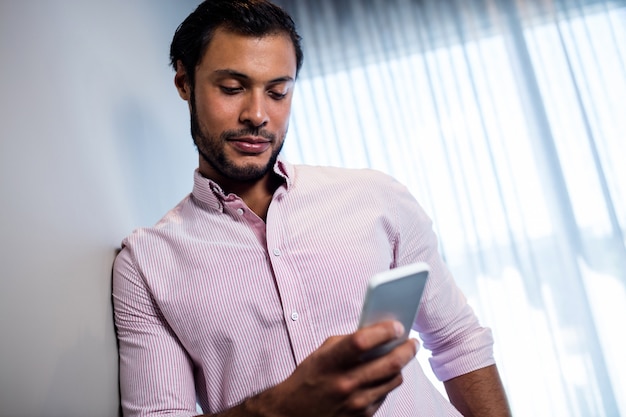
[{"left": 0, "top": 2, "right": 199, "bottom": 415}]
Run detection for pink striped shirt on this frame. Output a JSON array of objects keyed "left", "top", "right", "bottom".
[{"left": 113, "top": 159, "right": 494, "bottom": 416}]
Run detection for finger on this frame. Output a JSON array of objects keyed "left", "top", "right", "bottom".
[
  {"left": 369, "top": 337, "right": 418, "bottom": 374},
  {"left": 348, "top": 338, "right": 418, "bottom": 388},
  {"left": 343, "top": 373, "right": 404, "bottom": 415},
  {"left": 341, "top": 321, "right": 405, "bottom": 364},
  {"left": 315, "top": 322, "right": 408, "bottom": 371}
]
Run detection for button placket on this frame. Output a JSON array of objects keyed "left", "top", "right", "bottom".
[{"left": 266, "top": 206, "right": 319, "bottom": 362}]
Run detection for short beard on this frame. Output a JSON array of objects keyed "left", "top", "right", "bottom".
[{"left": 190, "top": 91, "right": 285, "bottom": 182}]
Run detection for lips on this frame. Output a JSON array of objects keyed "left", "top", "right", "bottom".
[{"left": 228, "top": 137, "right": 271, "bottom": 154}]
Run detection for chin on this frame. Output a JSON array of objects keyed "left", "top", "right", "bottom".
[{"left": 222, "top": 161, "right": 272, "bottom": 182}]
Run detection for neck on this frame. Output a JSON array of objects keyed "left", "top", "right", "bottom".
[
  {"left": 199, "top": 162, "right": 283, "bottom": 221},
  {"left": 226, "top": 173, "right": 283, "bottom": 221}
]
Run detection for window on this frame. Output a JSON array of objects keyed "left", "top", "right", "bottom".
[{"left": 281, "top": 1, "right": 626, "bottom": 415}]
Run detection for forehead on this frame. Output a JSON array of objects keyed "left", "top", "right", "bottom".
[{"left": 197, "top": 28, "right": 297, "bottom": 80}]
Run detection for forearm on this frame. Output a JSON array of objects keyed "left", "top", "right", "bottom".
[
  {"left": 443, "top": 364, "right": 511, "bottom": 417},
  {"left": 196, "top": 389, "right": 283, "bottom": 417},
  {"left": 198, "top": 322, "right": 416, "bottom": 417},
  {"left": 195, "top": 394, "right": 264, "bottom": 417}
]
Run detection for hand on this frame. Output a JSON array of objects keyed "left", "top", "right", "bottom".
[{"left": 251, "top": 321, "right": 419, "bottom": 417}]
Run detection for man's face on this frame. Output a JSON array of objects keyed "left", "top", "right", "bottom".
[{"left": 177, "top": 28, "right": 297, "bottom": 183}]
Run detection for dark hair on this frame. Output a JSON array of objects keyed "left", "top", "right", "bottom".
[{"left": 169, "top": 0, "right": 303, "bottom": 87}]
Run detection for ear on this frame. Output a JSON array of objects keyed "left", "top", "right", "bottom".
[{"left": 174, "top": 60, "right": 191, "bottom": 101}]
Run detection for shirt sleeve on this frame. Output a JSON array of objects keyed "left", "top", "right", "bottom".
[
  {"left": 389, "top": 178, "right": 495, "bottom": 382},
  {"left": 112, "top": 243, "right": 198, "bottom": 417}
]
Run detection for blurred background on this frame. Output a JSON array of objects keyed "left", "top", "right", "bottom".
[{"left": 1, "top": 0, "right": 624, "bottom": 416}]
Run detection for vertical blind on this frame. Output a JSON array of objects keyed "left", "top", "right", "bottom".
[{"left": 277, "top": 0, "right": 626, "bottom": 415}]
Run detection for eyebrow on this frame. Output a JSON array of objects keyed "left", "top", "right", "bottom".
[{"left": 213, "top": 69, "right": 295, "bottom": 84}]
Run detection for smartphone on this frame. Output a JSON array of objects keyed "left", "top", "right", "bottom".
[{"left": 357, "top": 262, "right": 430, "bottom": 360}]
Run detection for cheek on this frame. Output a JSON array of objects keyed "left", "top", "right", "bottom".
[
  {"left": 195, "top": 92, "right": 239, "bottom": 127},
  {"left": 269, "top": 101, "right": 293, "bottom": 130},
  {"left": 199, "top": 105, "right": 233, "bottom": 131}
]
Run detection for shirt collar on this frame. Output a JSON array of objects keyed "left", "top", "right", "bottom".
[
  {"left": 273, "top": 155, "right": 294, "bottom": 188},
  {"left": 191, "top": 155, "right": 294, "bottom": 211}
]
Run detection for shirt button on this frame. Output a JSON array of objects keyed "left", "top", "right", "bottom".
[
  {"left": 291, "top": 311, "right": 299, "bottom": 321},
  {"left": 273, "top": 248, "right": 281, "bottom": 256},
  {"left": 236, "top": 208, "right": 244, "bottom": 215}
]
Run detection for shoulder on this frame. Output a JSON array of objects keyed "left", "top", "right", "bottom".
[
  {"left": 290, "top": 165, "right": 417, "bottom": 209},
  {"left": 120, "top": 194, "right": 196, "bottom": 253},
  {"left": 288, "top": 164, "right": 427, "bottom": 222},
  {"left": 292, "top": 164, "right": 402, "bottom": 190}
]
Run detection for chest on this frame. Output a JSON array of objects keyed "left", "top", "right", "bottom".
[{"left": 148, "top": 191, "right": 397, "bottom": 363}]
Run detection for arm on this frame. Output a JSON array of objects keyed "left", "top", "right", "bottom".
[
  {"left": 115, "top": 243, "right": 416, "bottom": 417},
  {"left": 444, "top": 365, "right": 511, "bottom": 417},
  {"left": 199, "top": 321, "right": 418, "bottom": 417},
  {"left": 388, "top": 179, "right": 511, "bottom": 415},
  {"left": 113, "top": 248, "right": 198, "bottom": 417}
]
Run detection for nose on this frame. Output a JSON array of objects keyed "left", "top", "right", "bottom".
[{"left": 239, "top": 90, "right": 269, "bottom": 128}]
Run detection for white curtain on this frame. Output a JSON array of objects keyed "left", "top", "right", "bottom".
[{"left": 277, "top": 0, "right": 626, "bottom": 415}]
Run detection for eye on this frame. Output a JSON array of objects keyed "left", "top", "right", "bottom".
[
  {"left": 220, "top": 86, "right": 243, "bottom": 95},
  {"left": 268, "top": 90, "right": 288, "bottom": 100}
]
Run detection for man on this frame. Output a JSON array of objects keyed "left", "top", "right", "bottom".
[{"left": 113, "top": 1, "right": 512, "bottom": 416}]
